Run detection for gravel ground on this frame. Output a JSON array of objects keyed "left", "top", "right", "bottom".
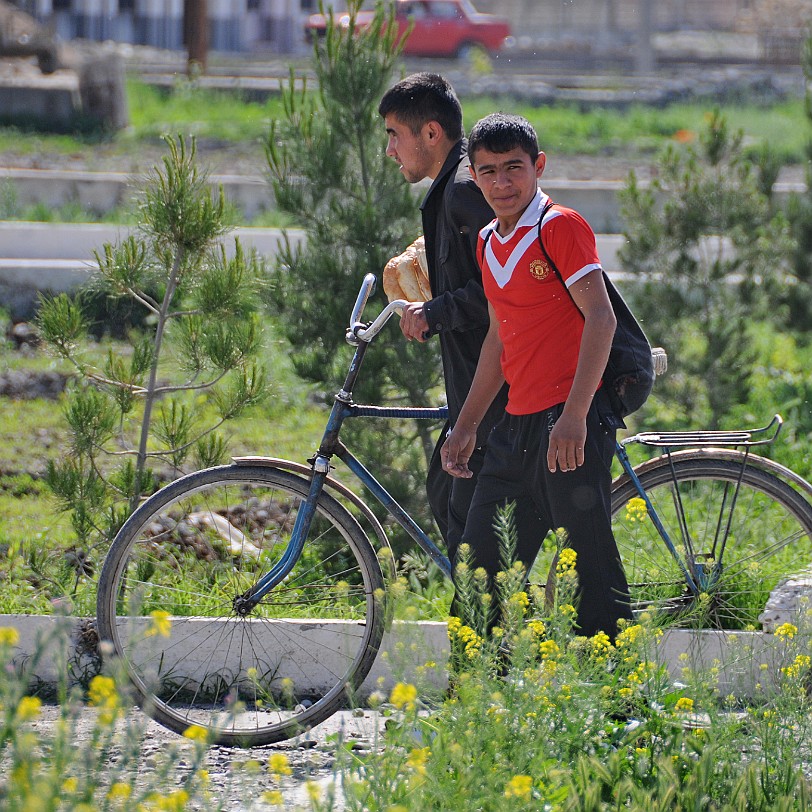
[{"left": 30, "top": 703, "right": 387, "bottom": 810}]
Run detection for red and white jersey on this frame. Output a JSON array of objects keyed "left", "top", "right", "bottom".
[{"left": 478, "top": 190, "right": 603, "bottom": 414}]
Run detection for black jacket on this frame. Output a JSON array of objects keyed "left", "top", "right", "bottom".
[{"left": 421, "top": 139, "right": 508, "bottom": 444}]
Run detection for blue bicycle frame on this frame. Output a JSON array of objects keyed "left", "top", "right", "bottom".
[{"left": 237, "top": 274, "right": 783, "bottom": 612}]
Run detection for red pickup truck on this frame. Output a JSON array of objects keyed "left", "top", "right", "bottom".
[{"left": 305, "top": 0, "right": 513, "bottom": 59}]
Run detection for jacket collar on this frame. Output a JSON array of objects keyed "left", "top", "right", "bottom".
[{"left": 420, "top": 138, "right": 466, "bottom": 212}]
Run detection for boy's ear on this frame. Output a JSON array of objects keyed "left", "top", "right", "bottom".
[{"left": 536, "top": 152, "right": 547, "bottom": 177}]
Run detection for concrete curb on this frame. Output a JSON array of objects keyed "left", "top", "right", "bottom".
[
  {"left": 1, "top": 167, "right": 807, "bottom": 232},
  {"left": 0, "top": 614, "right": 799, "bottom": 699}
]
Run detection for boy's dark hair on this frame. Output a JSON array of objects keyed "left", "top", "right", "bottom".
[
  {"left": 378, "top": 73, "right": 463, "bottom": 141},
  {"left": 468, "top": 113, "right": 539, "bottom": 164}
]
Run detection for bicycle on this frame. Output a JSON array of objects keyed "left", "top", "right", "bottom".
[{"left": 96, "top": 273, "right": 812, "bottom": 747}]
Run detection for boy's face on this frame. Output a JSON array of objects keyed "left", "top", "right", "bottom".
[
  {"left": 384, "top": 114, "right": 436, "bottom": 183},
  {"left": 470, "top": 146, "right": 546, "bottom": 233}
]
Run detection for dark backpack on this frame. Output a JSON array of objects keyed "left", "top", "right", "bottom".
[{"left": 480, "top": 199, "right": 656, "bottom": 419}]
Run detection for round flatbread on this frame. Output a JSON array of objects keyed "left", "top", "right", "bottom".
[{"left": 383, "top": 236, "right": 431, "bottom": 302}]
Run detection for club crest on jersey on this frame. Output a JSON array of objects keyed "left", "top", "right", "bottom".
[{"left": 529, "top": 258, "right": 550, "bottom": 280}]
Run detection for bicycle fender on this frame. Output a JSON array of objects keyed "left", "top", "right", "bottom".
[{"left": 614, "top": 448, "right": 812, "bottom": 505}]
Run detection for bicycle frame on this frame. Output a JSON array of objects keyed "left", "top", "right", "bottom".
[
  {"left": 237, "top": 272, "right": 786, "bottom": 612},
  {"left": 238, "top": 277, "right": 453, "bottom": 611}
]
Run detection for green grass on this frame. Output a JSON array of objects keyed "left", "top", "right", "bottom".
[
  {"left": 0, "top": 79, "right": 807, "bottom": 170},
  {"left": 463, "top": 98, "right": 809, "bottom": 162},
  {"left": 125, "top": 80, "right": 292, "bottom": 141}
]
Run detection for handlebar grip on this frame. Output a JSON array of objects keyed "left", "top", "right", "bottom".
[
  {"left": 349, "top": 274, "right": 377, "bottom": 328},
  {"left": 651, "top": 347, "right": 668, "bottom": 377}
]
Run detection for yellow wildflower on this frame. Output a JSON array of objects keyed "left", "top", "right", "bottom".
[
  {"left": 62, "top": 777, "right": 78, "bottom": 793},
  {"left": 263, "top": 790, "right": 284, "bottom": 805},
  {"left": 183, "top": 725, "right": 209, "bottom": 743},
  {"left": 781, "top": 653, "right": 812, "bottom": 679},
  {"left": 589, "top": 631, "right": 614, "bottom": 661},
  {"left": 390, "top": 682, "right": 418, "bottom": 710},
  {"left": 107, "top": 783, "right": 132, "bottom": 801},
  {"left": 145, "top": 610, "right": 172, "bottom": 638},
  {"left": 775, "top": 622, "right": 798, "bottom": 639},
  {"left": 268, "top": 753, "right": 292, "bottom": 777},
  {"left": 556, "top": 548, "right": 577, "bottom": 577},
  {"left": 504, "top": 774, "right": 533, "bottom": 800},
  {"left": 406, "top": 746, "right": 430, "bottom": 776},
  {"left": 16, "top": 696, "right": 42, "bottom": 721},
  {"left": 0, "top": 627, "right": 19, "bottom": 646},
  {"left": 539, "top": 639, "right": 560, "bottom": 659},
  {"left": 88, "top": 675, "right": 118, "bottom": 707},
  {"left": 509, "top": 591, "right": 530, "bottom": 613},
  {"left": 675, "top": 697, "right": 694, "bottom": 713},
  {"left": 306, "top": 781, "right": 322, "bottom": 802},
  {"left": 616, "top": 623, "right": 644, "bottom": 648},
  {"left": 624, "top": 497, "right": 648, "bottom": 522}
]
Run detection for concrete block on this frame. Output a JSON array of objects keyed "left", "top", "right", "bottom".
[
  {"left": 0, "top": 169, "right": 272, "bottom": 220},
  {"left": 0, "top": 614, "right": 803, "bottom": 701}
]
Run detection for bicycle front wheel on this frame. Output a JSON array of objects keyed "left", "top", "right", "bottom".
[
  {"left": 97, "top": 464, "right": 386, "bottom": 746},
  {"left": 611, "top": 454, "right": 812, "bottom": 629}
]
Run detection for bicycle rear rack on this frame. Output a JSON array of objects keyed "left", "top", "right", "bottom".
[{"left": 623, "top": 414, "right": 783, "bottom": 449}]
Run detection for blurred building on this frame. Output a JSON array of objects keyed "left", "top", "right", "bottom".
[
  {"left": 9, "top": 0, "right": 314, "bottom": 53},
  {"left": 4, "top": 0, "right": 793, "bottom": 56}
]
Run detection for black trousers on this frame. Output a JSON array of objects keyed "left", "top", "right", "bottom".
[{"left": 459, "top": 393, "right": 632, "bottom": 640}]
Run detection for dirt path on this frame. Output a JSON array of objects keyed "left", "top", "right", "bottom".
[{"left": 31, "top": 703, "right": 385, "bottom": 810}]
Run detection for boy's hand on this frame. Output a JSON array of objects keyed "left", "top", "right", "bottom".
[
  {"left": 547, "top": 412, "right": 587, "bottom": 473},
  {"left": 441, "top": 427, "right": 476, "bottom": 478},
  {"left": 399, "top": 303, "right": 429, "bottom": 342}
]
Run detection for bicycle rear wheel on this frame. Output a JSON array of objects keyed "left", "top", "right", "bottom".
[
  {"left": 611, "top": 454, "right": 812, "bottom": 629},
  {"left": 97, "top": 464, "right": 386, "bottom": 746}
]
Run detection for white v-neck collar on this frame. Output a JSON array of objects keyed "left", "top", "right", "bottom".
[
  {"left": 485, "top": 191, "right": 549, "bottom": 289},
  {"left": 490, "top": 190, "right": 548, "bottom": 243}
]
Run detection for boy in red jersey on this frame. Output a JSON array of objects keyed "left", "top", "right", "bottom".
[{"left": 441, "top": 113, "right": 632, "bottom": 639}]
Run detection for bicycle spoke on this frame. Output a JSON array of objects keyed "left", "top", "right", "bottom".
[{"left": 612, "top": 456, "right": 812, "bottom": 630}]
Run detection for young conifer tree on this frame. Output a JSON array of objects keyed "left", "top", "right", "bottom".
[
  {"left": 618, "top": 110, "right": 792, "bottom": 429},
  {"left": 265, "top": 0, "right": 444, "bottom": 535},
  {"left": 38, "top": 135, "right": 268, "bottom": 570}
]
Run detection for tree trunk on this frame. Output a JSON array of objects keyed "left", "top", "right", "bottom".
[{"left": 185, "top": 0, "right": 208, "bottom": 76}]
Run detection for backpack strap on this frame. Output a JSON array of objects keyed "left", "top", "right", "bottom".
[
  {"left": 477, "top": 221, "right": 495, "bottom": 269},
  {"left": 536, "top": 198, "right": 576, "bottom": 307},
  {"left": 478, "top": 197, "right": 557, "bottom": 271}
]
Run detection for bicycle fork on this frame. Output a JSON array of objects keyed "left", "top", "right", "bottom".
[{"left": 233, "top": 341, "right": 373, "bottom": 615}]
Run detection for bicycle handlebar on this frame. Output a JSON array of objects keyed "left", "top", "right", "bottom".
[
  {"left": 345, "top": 279, "right": 672, "bottom": 377},
  {"left": 346, "top": 274, "right": 407, "bottom": 345}
]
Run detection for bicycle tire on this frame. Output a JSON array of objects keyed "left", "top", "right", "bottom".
[
  {"left": 611, "top": 454, "right": 812, "bottom": 629},
  {"left": 97, "top": 464, "right": 386, "bottom": 746}
]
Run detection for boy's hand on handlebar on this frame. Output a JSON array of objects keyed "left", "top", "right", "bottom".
[
  {"left": 441, "top": 427, "right": 476, "bottom": 479},
  {"left": 399, "top": 303, "right": 430, "bottom": 342}
]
